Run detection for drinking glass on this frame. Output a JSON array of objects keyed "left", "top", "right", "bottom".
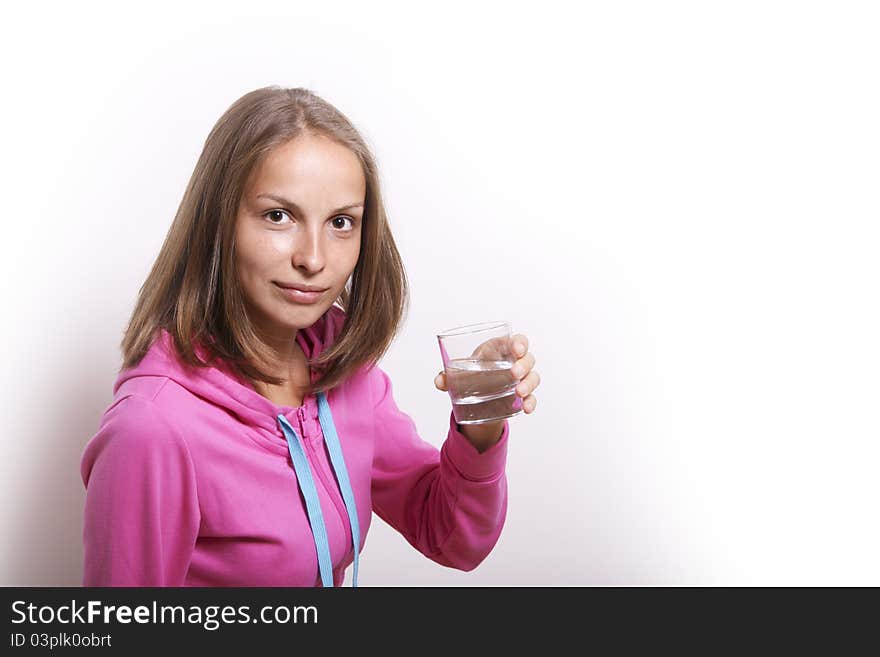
[{"left": 437, "top": 320, "right": 524, "bottom": 425}]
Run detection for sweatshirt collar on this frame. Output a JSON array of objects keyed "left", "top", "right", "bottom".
[{"left": 113, "top": 306, "right": 346, "bottom": 443}]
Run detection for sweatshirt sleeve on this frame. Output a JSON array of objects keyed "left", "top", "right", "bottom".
[
  {"left": 80, "top": 396, "right": 200, "bottom": 586},
  {"left": 368, "top": 365, "right": 509, "bottom": 571}
]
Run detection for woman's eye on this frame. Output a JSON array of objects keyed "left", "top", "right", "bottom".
[
  {"left": 331, "top": 216, "right": 354, "bottom": 231},
  {"left": 265, "top": 210, "right": 290, "bottom": 224}
]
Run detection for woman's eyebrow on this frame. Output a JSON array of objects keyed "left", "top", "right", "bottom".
[{"left": 256, "top": 193, "right": 364, "bottom": 214}]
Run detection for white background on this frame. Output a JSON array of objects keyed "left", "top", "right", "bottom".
[{"left": 1, "top": 0, "right": 878, "bottom": 586}]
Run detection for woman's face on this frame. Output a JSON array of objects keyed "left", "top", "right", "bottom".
[{"left": 234, "top": 133, "right": 365, "bottom": 341}]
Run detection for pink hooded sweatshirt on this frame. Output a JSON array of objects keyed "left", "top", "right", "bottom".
[{"left": 80, "top": 305, "right": 509, "bottom": 586}]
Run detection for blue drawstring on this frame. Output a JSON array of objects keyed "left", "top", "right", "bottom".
[{"left": 277, "top": 392, "right": 360, "bottom": 587}]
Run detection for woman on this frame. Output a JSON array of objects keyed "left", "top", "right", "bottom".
[{"left": 80, "top": 86, "right": 541, "bottom": 586}]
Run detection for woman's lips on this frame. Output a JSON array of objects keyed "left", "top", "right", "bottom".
[{"left": 275, "top": 283, "right": 326, "bottom": 304}]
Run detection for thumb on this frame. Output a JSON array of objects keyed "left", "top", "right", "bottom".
[{"left": 434, "top": 371, "right": 448, "bottom": 391}]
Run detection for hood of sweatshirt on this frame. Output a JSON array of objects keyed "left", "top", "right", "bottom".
[{"left": 112, "top": 305, "right": 347, "bottom": 437}]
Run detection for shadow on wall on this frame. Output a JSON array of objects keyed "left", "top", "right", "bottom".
[{"left": 7, "top": 332, "right": 117, "bottom": 585}]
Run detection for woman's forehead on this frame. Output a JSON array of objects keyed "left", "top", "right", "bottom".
[{"left": 247, "top": 137, "right": 365, "bottom": 197}]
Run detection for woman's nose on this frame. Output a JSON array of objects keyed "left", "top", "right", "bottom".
[{"left": 291, "top": 228, "right": 325, "bottom": 273}]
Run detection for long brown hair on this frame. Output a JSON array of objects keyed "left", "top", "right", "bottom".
[{"left": 120, "top": 86, "right": 409, "bottom": 396}]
